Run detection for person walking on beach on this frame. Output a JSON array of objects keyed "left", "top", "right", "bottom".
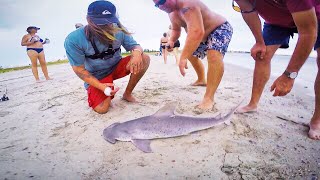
[
  {"left": 233, "top": 0, "right": 320, "bottom": 140},
  {"left": 168, "top": 24, "right": 181, "bottom": 65},
  {"left": 153, "top": 0, "right": 233, "bottom": 110},
  {"left": 21, "top": 26, "right": 52, "bottom": 82},
  {"left": 160, "top": 32, "right": 169, "bottom": 64},
  {"left": 64, "top": 0, "right": 150, "bottom": 114}
]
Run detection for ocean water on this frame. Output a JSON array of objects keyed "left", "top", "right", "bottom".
[{"left": 224, "top": 52, "right": 318, "bottom": 96}]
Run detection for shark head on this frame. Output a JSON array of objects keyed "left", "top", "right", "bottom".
[{"left": 103, "top": 122, "right": 120, "bottom": 144}]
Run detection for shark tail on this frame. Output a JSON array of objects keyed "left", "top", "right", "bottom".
[{"left": 221, "top": 100, "right": 244, "bottom": 125}]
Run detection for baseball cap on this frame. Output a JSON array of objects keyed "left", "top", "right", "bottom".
[
  {"left": 75, "top": 23, "right": 84, "bottom": 29},
  {"left": 87, "top": 1, "right": 119, "bottom": 25},
  {"left": 26, "top": 26, "right": 40, "bottom": 31}
]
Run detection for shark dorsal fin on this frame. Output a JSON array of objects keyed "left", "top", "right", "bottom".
[{"left": 153, "top": 102, "right": 177, "bottom": 117}]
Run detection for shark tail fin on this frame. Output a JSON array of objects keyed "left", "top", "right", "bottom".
[{"left": 222, "top": 100, "right": 244, "bottom": 123}]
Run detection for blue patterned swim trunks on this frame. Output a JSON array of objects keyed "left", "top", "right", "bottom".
[{"left": 193, "top": 21, "right": 233, "bottom": 59}]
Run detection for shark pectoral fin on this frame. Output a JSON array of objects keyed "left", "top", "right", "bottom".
[
  {"left": 153, "top": 102, "right": 177, "bottom": 117},
  {"left": 131, "top": 139, "right": 153, "bottom": 153}
]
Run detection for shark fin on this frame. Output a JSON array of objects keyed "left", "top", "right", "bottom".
[
  {"left": 131, "top": 139, "right": 153, "bottom": 153},
  {"left": 153, "top": 102, "right": 177, "bottom": 117},
  {"left": 215, "top": 113, "right": 222, "bottom": 119}
]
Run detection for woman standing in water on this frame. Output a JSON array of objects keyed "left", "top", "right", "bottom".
[{"left": 21, "top": 26, "right": 52, "bottom": 82}]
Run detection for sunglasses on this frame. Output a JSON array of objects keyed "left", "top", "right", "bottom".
[
  {"left": 155, "top": 0, "right": 166, "bottom": 8},
  {"left": 232, "top": 0, "right": 256, "bottom": 13}
]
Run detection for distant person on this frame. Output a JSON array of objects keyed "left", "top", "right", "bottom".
[
  {"left": 75, "top": 23, "right": 84, "bottom": 29},
  {"left": 153, "top": 0, "right": 233, "bottom": 110},
  {"left": 21, "top": 26, "right": 52, "bottom": 82},
  {"left": 168, "top": 24, "right": 180, "bottom": 65},
  {"left": 64, "top": 1, "right": 150, "bottom": 114},
  {"left": 160, "top": 32, "right": 169, "bottom": 64},
  {"left": 234, "top": 0, "right": 320, "bottom": 140}
]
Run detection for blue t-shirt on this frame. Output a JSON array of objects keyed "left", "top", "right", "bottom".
[{"left": 64, "top": 27, "right": 139, "bottom": 88}]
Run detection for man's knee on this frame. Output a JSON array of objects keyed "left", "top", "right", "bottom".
[
  {"left": 93, "top": 100, "right": 111, "bottom": 114},
  {"left": 94, "top": 105, "right": 109, "bottom": 114},
  {"left": 207, "top": 50, "right": 224, "bottom": 64},
  {"left": 142, "top": 54, "right": 150, "bottom": 68}
]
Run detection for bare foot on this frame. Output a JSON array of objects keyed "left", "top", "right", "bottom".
[
  {"left": 36, "top": 80, "right": 42, "bottom": 83},
  {"left": 197, "top": 98, "right": 214, "bottom": 110},
  {"left": 46, "top": 77, "right": 53, "bottom": 80},
  {"left": 191, "top": 80, "right": 207, "bottom": 87},
  {"left": 308, "top": 119, "right": 320, "bottom": 140},
  {"left": 235, "top": 104, "right": 257, "bottom": 114},
  {"left": 123, "top": 93, "right": 140, "bottom": 103}
]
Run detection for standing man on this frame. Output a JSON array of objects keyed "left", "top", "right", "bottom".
[
  {"left": 153, "top": 0, "right": 233, "bottom": 110},
  {"left": 64, "top": 1, "right": 150, "bottom": 114},
  {"left": 234, "top": 0, "right": 320, "bottom": 140}
]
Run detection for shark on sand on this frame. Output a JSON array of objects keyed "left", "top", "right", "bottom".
[{"left": 103, "top": 101, "right": 241, "bottom": 153}]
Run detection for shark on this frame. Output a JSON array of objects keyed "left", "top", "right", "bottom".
[{"left": 103, "top": 101, "right": 241, "bottom": 153}]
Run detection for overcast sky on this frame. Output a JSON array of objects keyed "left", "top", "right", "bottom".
[{"left": 0, "top": 0, "right": 306, "bottom": 67}]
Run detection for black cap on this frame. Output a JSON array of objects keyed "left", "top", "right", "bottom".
[{"left": 26, "top": 26, "right": 40, "bottom": 32}]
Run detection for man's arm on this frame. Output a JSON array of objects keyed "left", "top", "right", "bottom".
[
  {"left": 236, "top": 0, "right": 266, "bottom": 60},
  {"left": 72, "top": 65, "right": 108, "bottom": 91},
  {"left": 236, "top": 0, "right": 264, "bottom": 43},
  {"left": 179, "top": 6, "right": 204, "bottom": 61},
  {"left": 168, "top": 20, "right": 181, "bottom": 43},
  {"left": 271, "top": 8, "right": 317, "bottom": 96},
  {"left": 129, "top": 45, "right": 144, "bottom": 75},
  {"left": 286, "top": 8, "right": 317, "bottom": 72}
]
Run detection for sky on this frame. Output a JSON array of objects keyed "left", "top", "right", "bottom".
[{"left": 0, "top": 0, "right": 311, "bottom": 67}]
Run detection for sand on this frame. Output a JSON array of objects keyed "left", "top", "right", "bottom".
[{"left": 0, "top": 54, "right": 319, "bottom": 179}]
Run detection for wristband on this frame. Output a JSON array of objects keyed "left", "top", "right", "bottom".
[{"left": 104, "top": 87, "right": 112, "bottom": 96}]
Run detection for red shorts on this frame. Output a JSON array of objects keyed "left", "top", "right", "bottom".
[{"left": 87, "top": 56, "right": 131, "bottom": 108}]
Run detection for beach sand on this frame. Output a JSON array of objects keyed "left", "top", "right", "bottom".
[{"left": 0, "top": 54, "right": 319, "bottom": 179}]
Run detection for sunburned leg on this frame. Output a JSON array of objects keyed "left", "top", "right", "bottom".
[
  {"left": 309, "top": 48, "right": 320, "bottom": 140},
  {"left": 27, "top": 50, "right": 40, "bottom": 82},
  {"left": 237, "top": 45, "right": 280, "bottom": 113},
  {"left": 197, "top": 50, "right": 224, "bottom": 110},
  {"left": 188, "top": 55, "right": 206, "bottom": 86},
  {"left": 123, "top": 54, "right": 150, "bottom": 102},
  {"left": 38, "top": 51, "right": 52, "bottom": 80},
  {"left": 94, "top": 97, "right": 111, "bottom": 114}
]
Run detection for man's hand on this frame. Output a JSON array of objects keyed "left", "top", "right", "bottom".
[
  {"left": 166, "top": 41, "right": 175, "bottom": 52},
  {"left": 127, "top": 52, "right": 143, "bottom": 75},
  {"left": 101, "top": 83, "right": 120, "bottom": 96},
  {"left": 251, "top": 42, "right": 266, "bottom": 60},
  {"left": 179, "top": 58, "right": 188, "bottom": 76},
  {"left": 270, "top": 74, "right": 294, "bottom": 96}
]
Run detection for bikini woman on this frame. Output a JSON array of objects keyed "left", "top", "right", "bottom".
[{"left": 21, "top": 26, "right": 52, "bottom": 82}]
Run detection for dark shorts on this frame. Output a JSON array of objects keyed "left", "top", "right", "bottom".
[
  {"left": 87, "top": 56, "right": 131, "bottom": 109},
  {"left": 193, "top": 21, "right": 233, "bottom": 59},
  {"left": 174, "top": 40, "right": 180, "bottom": 48},
  {"left": 263, "top": 23, "right": 320, "bottom": 50}
]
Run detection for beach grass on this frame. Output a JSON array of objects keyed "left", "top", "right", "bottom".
[
  {"left": 0, "top": 52, "right": 159, "bottom": 74},
  {"left": 0, "top": 59, "right": 69, "bottom": 74}
]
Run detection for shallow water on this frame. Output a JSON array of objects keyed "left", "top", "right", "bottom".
[{"left": 224, "top": 52, "right": 317, "bottom": 96}]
